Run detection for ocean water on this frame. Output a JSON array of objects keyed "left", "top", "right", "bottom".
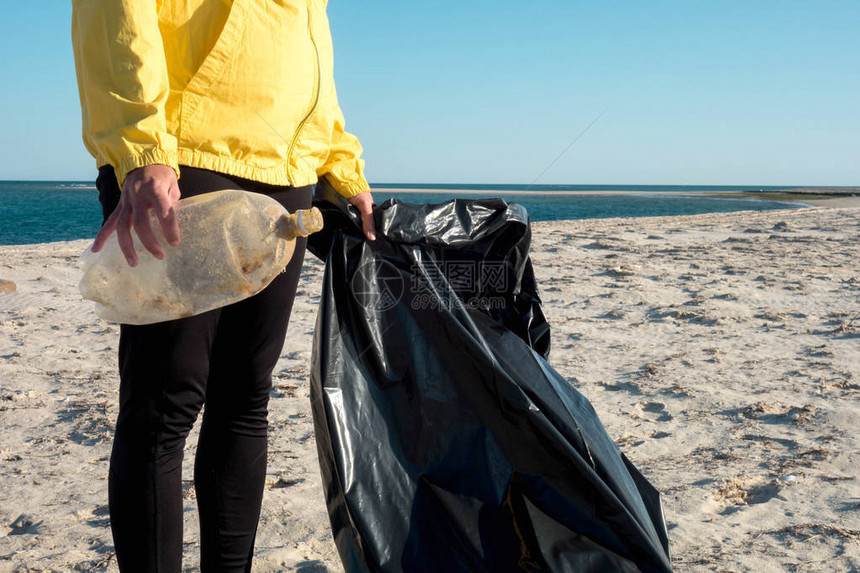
[
  {"left": 0, "top": 181, "right": 807, "bottom": 246},
  {"left": 372, "top": 191, "right": 804, "bottom": 224}
]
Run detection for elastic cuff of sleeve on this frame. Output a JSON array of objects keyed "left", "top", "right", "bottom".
[
  {"left": 115, "top": 149, "right": 180, "bottom": 188},
  {"left": 330, "top": 176, "right": 371, "bottom": 199}
]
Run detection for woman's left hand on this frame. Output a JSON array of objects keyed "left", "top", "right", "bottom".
[{"left": 347, "top": 191, "right": 377, "bottom": 241}]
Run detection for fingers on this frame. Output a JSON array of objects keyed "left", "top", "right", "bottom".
[
  {"left": 347, "top": 191, "right": 377, "bottom": 241},
  {"left": 105, "top": 164, "right": 180, "bottom": 266},
  {"left": 153, "top": 186, "right": 173, "bottom": 219},
  {"left": 91, "top": 210, "right": 118, "bottom": 253},
  {"left": 155, "top": 180, "right": 180, "bottom": 247},
  {"left": 168, "top": 181, "right": 181, "bottom": 203},
  {"left": 360, "top": 208, "right": 377, "bottom": 242},
  {"left": 156, "top": 207, "right": 180, "bottom": 247},
  {"left": 133, "top": 204, "right": 166, "bottom": 260},
  {"left": 152, "top": 179, "right": 180, "bottom": 243},
  {"left": 116, "top": 205, "right": 138, "bottom": 267}
]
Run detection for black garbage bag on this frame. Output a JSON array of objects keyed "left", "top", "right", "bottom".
[{"left": 307, "top": 181, "right": 673, "bottom": 573}]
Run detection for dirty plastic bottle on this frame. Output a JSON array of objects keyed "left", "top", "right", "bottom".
[{"left": 79, "top": 189, "right": 323, "bottom": 325}]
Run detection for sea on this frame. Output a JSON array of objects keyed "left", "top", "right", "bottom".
[{"left": 0, "top": 181, "right": 810, "bottom": 246}]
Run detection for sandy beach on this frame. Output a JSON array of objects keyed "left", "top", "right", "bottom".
[{"left": 1, "top": 202, "right": 858, "bottom": 572}]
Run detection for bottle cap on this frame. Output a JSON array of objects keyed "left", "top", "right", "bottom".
[{"left": 297, "top": 211, "right": 308, "bottom": 236}]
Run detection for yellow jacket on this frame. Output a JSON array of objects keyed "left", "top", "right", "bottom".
[{"left": 72, "top": 0, "right": 369, "bottom": 198}]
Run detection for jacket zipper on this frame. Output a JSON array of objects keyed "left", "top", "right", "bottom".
[{"left": 287, "top": 4, "right": 321, "bottom": 184}]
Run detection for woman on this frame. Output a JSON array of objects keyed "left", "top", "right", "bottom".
[{"left": 72, "top": 1, "right": 374, "bottom": 570}]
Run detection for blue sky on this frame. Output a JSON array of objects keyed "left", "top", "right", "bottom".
[{"left": 1, "top": 1, "right": 857, "bottom": 185}]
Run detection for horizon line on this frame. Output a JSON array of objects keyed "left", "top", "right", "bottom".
[{"left": 2, "top": 179, "right": 858, "bottom": 189}]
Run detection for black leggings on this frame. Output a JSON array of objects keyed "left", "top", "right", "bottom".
[{"left": 96, "top": 166, "right": 312, "bottom": 572}]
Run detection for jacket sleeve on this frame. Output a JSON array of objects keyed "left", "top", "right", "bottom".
[
  {"left": 318, "top": 93, "right": 371, "bottom": 199},
  {"left": 72, "top": 0, "right": 178, "bottom": 187},
  {"left": 310, "top": 4, "right": 370, "bottom": 199}
]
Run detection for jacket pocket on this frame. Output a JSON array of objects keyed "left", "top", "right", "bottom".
[{"left": 181, "top": 0, "right": 248, "bottom": 128}]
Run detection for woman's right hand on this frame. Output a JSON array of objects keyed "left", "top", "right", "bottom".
[{"left": 91, "top": 164, "right": 181, "bottom": 267}]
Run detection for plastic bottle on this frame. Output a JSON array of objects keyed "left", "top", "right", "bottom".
[{"left": 79, "top": 189, "right": 323, "bottom": 324}]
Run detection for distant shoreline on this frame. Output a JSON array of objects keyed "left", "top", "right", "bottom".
[
  {"left": 2, "top": 181, "right": 857, "bottom": 198},
  {"left": 754, "top": 187, "right": 860, "bottom": 195},
  {"left": 371, "top": 186, "right": 859, "bottom": 195},
  {"left": 371, "top": 186, "right": 860, "bottom": 208}
]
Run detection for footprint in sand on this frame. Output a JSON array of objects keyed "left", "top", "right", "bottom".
[
  {"left": 633, "top": 401, "right": 672, "bottom": 422},
  {"left": 714, "top": 478, "right": 783, "bottom": 514},
  {"left": 739, "top": 402, "right": 819, "bottom": 426}
]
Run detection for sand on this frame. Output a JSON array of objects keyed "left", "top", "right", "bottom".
[{"left": 0, "top": 203, "right": 858, "bottom": 572}]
